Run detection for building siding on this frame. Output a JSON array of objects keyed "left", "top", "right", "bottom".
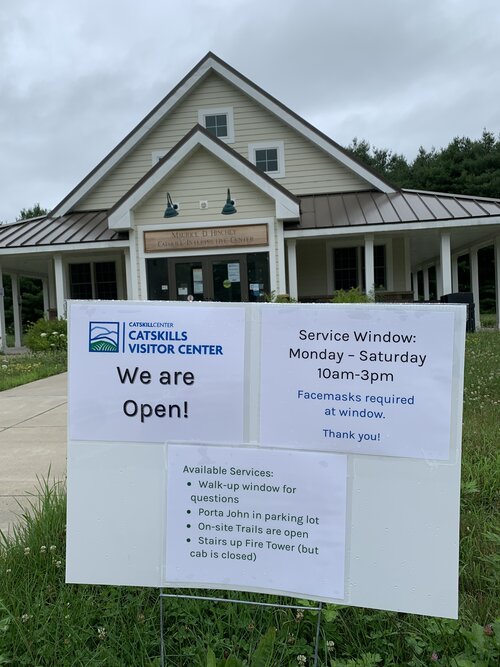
[
  {"left": 133, "top": 147, "right": 275, "bottom": 224},
  {"left": 297, "top": 240, "right": 328, "bottom": 297},
  {"left": 77, "top": 73, "right": 371, "bottom": 211}
]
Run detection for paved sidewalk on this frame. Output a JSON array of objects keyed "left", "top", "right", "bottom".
[{"left": 0, "top": 373, "right": 67, "bottom": 535}]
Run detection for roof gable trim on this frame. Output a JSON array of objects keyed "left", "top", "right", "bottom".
[
  {"left": 107, "top": 127, "right": 300, "bottom": 229},
  {"left": 52, "top": 52, "right": 394, "bottom": 217}
]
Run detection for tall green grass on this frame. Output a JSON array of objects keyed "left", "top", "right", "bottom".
[
  {"left": 0, "top": 351, "right": 67, "bottom": 392},
  {"left": 0, "top": 333, "right": 498, "bottom": 666}
]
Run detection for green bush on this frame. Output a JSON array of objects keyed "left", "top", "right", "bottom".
[
  {"left": 264, "top": 291, "right": 297, "bottom": 303},
  {"left": 24, "top": 318, "right": 67, "bottom": 352},
  {"left": 331, "top": 287, "right": 373, "bottom": 303}
]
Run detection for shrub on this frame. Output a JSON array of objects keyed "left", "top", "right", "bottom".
[
  {"left": 24, "top": 318, "right": 67, "bottom": 352},
  {"left": 331, "top": 287, "right": 373, "bottom": 303},
  {"left": 264, "top": 291, "right": 297, "bottom": 303}
]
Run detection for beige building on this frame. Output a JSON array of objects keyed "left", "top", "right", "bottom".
[{"left": 1, "top": 52, "right": 499, "bottom": 347}]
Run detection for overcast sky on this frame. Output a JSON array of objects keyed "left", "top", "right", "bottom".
[{"left": 1, "top": 0, "right": 499, "bottom": 222}]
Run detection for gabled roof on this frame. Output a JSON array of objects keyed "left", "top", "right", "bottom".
[
  {"left": 288, "top": 189, "right": 500, "bottom": 231},
  {"left": 51, "top": 52, "right": 394, "bottom": 217},
  {"left": 107, "top": 125, "right": 300, "bottom": 229}
]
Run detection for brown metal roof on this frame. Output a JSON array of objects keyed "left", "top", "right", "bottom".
[
  {"left": 293, "top": 190, "right": 500, "bottom": 230},
  {"left": 0, "top": 211, "right": 127, "bottom": 249}
]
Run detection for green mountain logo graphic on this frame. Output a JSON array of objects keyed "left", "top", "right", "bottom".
[{"left": 89, "top": 322, "right": 120, "bottom": 353}]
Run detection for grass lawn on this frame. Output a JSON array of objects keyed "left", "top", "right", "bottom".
[
  {"left": 0, "top": 333, "right": 498, "bottom": 666},
  {"left": 0, "top": 351, "right": 67, "bottom": 392}
]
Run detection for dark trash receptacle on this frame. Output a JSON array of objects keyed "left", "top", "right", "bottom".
[{"left": 440, "top": 292, "right": 475, "bottom": 332}]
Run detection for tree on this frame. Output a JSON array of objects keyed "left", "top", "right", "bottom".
[
  {"left": 345, "top": 130, "right": 500, "bottom": 198},
  {"left": 17, "top": 203, "right": 48, "bottom": 221}
]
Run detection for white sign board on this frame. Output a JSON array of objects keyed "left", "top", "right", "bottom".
[
  {"left": 66, "top": 301, "right": 466, "bottom": 619},
  {"left": 68, "top": 302, "right": 245, "bottom": 444},
  {"left": 260, "top": 307, "right": 454, "bottom": 459},
  {"left": 165, "top": 444, "right": 347, "bottom": 599}
]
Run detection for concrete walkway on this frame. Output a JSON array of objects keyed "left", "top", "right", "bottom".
[{"left": 0, "top": 373, "right": 67, "bottom": 535}]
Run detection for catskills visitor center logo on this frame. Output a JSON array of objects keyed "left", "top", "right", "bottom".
[{"left": 88, "top": 322, "right": 120, "bottom": 352}]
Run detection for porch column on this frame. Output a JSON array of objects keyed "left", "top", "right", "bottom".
[
  {"left": 440, "top": 232, "right": 452, "bottom": 296},
  {"left": 495, "top": 236, "right": 500, "bottom": 329},
  {"left": 470, "top": 249, "right": 480, "bottom": 330},
  {"left": 11, "top": 275, "right": 22, "bottom": 348},
  {"left": 412, "top": 271, "right": 419, "bottom": 300},
  {"left": 404, "top": 238, "right": 412, "bottom": 291},
  {"left": 364, "top": 234, "right": 375, "bottom": 298},
  {"left": 54, "top": 254, "right": 65, "bottom": 318},
  {"left": 42, "top": 278, "right": 49, "bottom": 318},
  {"left": 451, "top": 255, "right": 459, "bottom": 293},
  {"left": 423, "top": 269, "right": 430, "bottom": 301},
  {"left": 276, "top": 221, "right": 287, "bottom": 295},
  {"left": 124, "top": 248, "right": 132, "bottom": 301},
  {"left": 48, "top": 259, "right": 56, "bottom": 313},
  {"left": 286, "top": 239, "right": 298, "bottom": 301},
  {"left": 0, "top": 265, "right": 6, "bottom": 351},
  {"left": 127, "top": 231, "right": 140, "bottom": 300}
]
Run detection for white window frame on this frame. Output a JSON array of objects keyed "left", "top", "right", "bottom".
[
  {"left": 248, "top": 140, "right": 285, "bottom": 178},
  {"left": 198, "top": 106, "right": 235, "bottom": 143},
  {"left": 67, "top": 258, "right": 123, "bottom": 300}
]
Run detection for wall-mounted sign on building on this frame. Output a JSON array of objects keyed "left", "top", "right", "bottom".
[{"left": 144, "top": 224, "right": 268, "bottom": 253}]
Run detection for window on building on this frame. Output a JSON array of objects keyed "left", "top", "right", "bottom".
[
  {"left": 95, "top": 262, "right": 118, "bottom": 299},
  {"left": 205, "top": 114, "right": 228, "bottom": 138},
  {"left": 69, "top": 263, "right": 93, "bottom": 299},
  {"left": 374, "top": 245, "right": 386, "bottom": 289},
  {"left": 428, "top": 266, "right": 437, "bottom": 301},
  {"left": 69, "top": 261, "right": 117, "bottom": 300},
  {"left": 333, "top": 245, "right": 386, "bottom": 292},
  {"left": 198, "top": 107, "right": 234, "bottom": 143},
  {"left": 248, "top": 141, "right": 285, "bottom": 177},
  {"left": 334, "top": 247, "right": 358, "bottom": 291},
  {"left": 417, "top": 270, "right": 425, "bottom": 301},
  {"left": 255, "top": 148, "right": 278, "bottom": 173}
]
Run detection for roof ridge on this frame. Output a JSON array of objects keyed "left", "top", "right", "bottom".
[{"left": 401, "top": 188, "right": 500, "bottom": 203}]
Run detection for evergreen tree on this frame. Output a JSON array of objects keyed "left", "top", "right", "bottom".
[
  {"left": 17, "top": 203, "right": 48, "bottom": 221},
  {"left": 346, "top": 130, "right": 500, "bottom": 198}
]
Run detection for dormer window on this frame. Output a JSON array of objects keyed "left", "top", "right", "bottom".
[
  {"left": 249, "top": 141, "right": 285, "bottom": 178},
  {"left": 198, "top": 107, "right": 234, "bottom": 143}
]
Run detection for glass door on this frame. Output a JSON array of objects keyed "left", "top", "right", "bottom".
[
  {"left": 163, "top": 253, "right": 270, "bottom": 302},
  {"left": 174, "top": 261, "right": 204, "bottom": 301},
  {"left": 212, "top": 260, "right": 242, "bottom": 302}
]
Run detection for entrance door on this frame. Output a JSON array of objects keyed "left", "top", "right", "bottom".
[
  {"left": 174, "top": 261, "right": 204, "bottom": 301},
  {"left": 147, "top": 253, "right": 269, "bottom": 302},
  {"left": 212, "top": 259, "right": 242, "bottom": 302}
]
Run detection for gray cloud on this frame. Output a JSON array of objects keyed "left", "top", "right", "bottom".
[{"left": 1, "top": 0, "right": 499, "bottom": 221}]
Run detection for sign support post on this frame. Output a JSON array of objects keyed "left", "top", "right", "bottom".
[{"left": 159, "top": 590, "right": 323, "bottom": 667}]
